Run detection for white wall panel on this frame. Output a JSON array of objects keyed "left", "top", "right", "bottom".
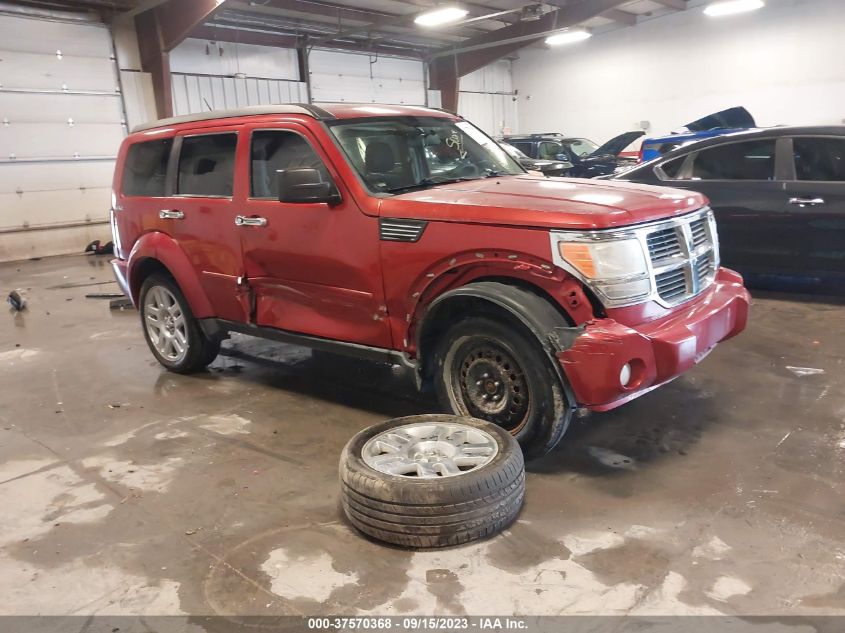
[
  {"left": 458, "top": 60, "right": 518, "bottom": 136},
  {"left": 0, "top": 160, "right": 114, "bottom": 194},
  {"left": 461, "top": 60, "right": 513, "bottom": 94},
  {"left": 1, "top": 123, "right": 123, "bottom": 159},
  {"left": 459, "top": 93, "right": 518, "bottom": 138},
  {"left": 0, "top": 12, "right": 122, "bottom": 259},
  {"left": 0, "top": 51, "right": 118, "bottom": 92},
  {"left": 514, "top": 0, "right": 845, "bottom": 142},
  {"left": 0, "top": 185, "right": 111, "bottom": 231},
  {"left": 0, "top": 14, "right": 112, "bottom": 57},
  {"left": 120, "top": 70, "right": 156, "bottom": 130},
  {"left": 309, "top": 50, "right": 425, "bottom": 105},
  {"left": 170, "top": 38, "right": 299, "bottom": 80},
  {"left": 0, "top": 91, "right": 123, "bottom": 124}
]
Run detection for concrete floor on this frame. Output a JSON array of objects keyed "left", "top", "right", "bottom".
[{"left": 0, "top": 254, "right": 843, "bottom": 617}]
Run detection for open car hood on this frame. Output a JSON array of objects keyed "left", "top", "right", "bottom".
[
  {"left": 683, "top": 106, "right": 756, "bottom": 132},
  {"left": 591, "top": 131, "right": 645, "bottom": 157}
]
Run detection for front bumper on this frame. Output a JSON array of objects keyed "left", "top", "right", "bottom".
[{"left": 557, "top": 268, "right": 750, "bottom": 411}]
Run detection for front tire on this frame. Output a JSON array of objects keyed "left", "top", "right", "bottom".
[
  {"left": 139, "top": 274, "right": 220, "bottom": 373},
  {"left": 433, "top": 317, "right": 572, "bottom": 460}
]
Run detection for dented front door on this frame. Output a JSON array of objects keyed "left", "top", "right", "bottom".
[{"left": 234, "top": 122, "right": 392, "bottom": 348}]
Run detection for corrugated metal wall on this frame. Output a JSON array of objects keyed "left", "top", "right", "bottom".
[
  {"left": 0, "top": 11, "right": 125, "bottom": 261},
  {"left": 169, "top": 39, "right": 307, "bottom": 116},
  {"left": 172, "top": 73, "right": 308, "bottom": 116},
  {"left": 458, "top": 60, "right": 518, "bottom": 137}
]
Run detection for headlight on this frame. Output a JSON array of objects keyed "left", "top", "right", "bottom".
[{"left": 551, "top": 232, "right": 652, "bottom": 304}]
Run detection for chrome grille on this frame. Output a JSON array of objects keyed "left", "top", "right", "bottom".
[
  {"left": 645, "top": 210, "right": 718, "bottom": 305},
  {"left": 646, "top": 227, "right": 682, "bottom": 261},
  {"left": 654, "top": 267, "right": 688, "bottom": 302},
  {"left": 690, "top": 218, "right": 708, "bottom": 248}
]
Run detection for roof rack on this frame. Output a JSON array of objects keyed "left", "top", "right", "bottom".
[{"left": 131, "top": 103, "right": 335, "bottom": 133}]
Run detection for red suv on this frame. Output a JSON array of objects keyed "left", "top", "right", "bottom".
[{"left": 111, "top": 104, "right": 750, "bottom": 458}]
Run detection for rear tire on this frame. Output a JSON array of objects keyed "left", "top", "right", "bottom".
[
  {"left": 139, "top": 274, "right": 220, "bottom": 374},
  {"left": 433, "top": 317, "right": 572, "bottom": 460}
]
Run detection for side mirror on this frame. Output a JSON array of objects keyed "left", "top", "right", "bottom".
[
  {"left": 555, "top": 152, "right": 571, "bottom": 162},
  {"left": 277, "top": 168, "right": 341, "bottom": 205}
]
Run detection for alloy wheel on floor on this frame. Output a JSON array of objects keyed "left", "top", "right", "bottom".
[{"left": 340, "top": 414, "right": 525, "bottom": 549}]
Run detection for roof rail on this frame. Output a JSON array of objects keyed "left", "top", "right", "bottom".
[{"left": 131, "top": 103, "right": 335, "bottom": 133}]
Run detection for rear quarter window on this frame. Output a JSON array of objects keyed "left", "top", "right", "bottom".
[
  {"left": 122, "top": 138, "right": 172, "bottom": 197},
  {"left": 177, "top": 133, "right": 238, "bottom": 197}
]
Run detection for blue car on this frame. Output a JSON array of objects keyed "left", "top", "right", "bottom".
[{"left": 639, "top": 107, "right": 756, "bottom": 162}]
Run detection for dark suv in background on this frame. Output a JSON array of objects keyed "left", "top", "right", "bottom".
[
  {"left": 504, "top": 132, "right": 644, "bottom": 178},
  {"left": 614, "top": 126, "right": 845, "bottom": 295}
]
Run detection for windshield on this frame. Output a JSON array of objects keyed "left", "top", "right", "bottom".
[
  {"left": 564, "top": 138, "right": 599, "bottom": 157},
  {"left": 326, "top": 116, "right": 524, "bottom": 194},
  {"left": 499, "top": 142, "right": 527, "bottom": 159}
]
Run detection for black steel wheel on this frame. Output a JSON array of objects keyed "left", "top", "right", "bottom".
[{"left": 434, "top": 316, "right": 572, "bottom": 460}]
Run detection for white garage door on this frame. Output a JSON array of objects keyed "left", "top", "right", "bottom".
[
  {"left": 0, "top": 12, "right": 125, "bottom": 261},
  {"left": 309, "top": 50, "right": 426, "bottom": 105}
]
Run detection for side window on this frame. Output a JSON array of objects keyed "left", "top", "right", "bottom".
[
  {"left": 691, "top": 140, "right": 776, "bottom": 181},
  {"left": 538, "top": 142, "right": 562, "bottom": 160},
  {"left": 793, "top": 137, "right": 845, "bottom": 181},
  {"left": 510, "top": 142, "right": 532, "bottom": 156},
  {"left": 251, "top": 130, "right": 330, "bottom": 198},
  {"left": 177, "top": 133, "right": 237, "bottom": 197},
  {"left": 122, "top": 138, "right": 172, "bottom": 197},
  {"left": 659, "top": 156, "right": 686, "bottom": 180}
]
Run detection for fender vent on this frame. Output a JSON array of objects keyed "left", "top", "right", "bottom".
[{"left": 379, "top": 218, "right": 428, "bottom": 242}]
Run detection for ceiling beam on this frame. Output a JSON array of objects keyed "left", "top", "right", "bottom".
[
  {"left": 387, "top": 0, "right": 522, "bottom": 25},
  {"left": 652, "top": 0, "right": 688, "bottom": 10},
  {"left": 602, "top": 8, "right": 638, "bottom": 26},
  {"left": 304, "top": 3, "right": 522, "bottom": 48},
  {"left": 430, "top": 0, "right": 631, "bottom": 63},
  {"left": 192, "top": 22, "right": 428, "bottom": 59},
  {"left": 155, "top": 0, "right": 228, "bottom": 52}
]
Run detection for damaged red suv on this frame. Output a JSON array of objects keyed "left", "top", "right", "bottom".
[{"left": 111, "top": 104, "right": 750, "bottom": 458}]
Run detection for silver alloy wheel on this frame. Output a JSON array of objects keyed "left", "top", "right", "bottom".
[
  {"left": 144, "top": 285, "right": 188, "bottom": 363},
  {"left": 361, "top": 421, "right": 499, "bottom": 478}
]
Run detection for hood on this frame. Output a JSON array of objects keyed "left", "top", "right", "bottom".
[
  {"left": 377, "top": 175, "right": 706, "bottom": 230},
  {"left": 525, "top": 158, "right": 573, "bottom": 170},
  {"left": 591, "top": 131, "right": 645, "bottom": 157},
  {"left": 683, "top": 106, "right": 756, "bottom": 132}
]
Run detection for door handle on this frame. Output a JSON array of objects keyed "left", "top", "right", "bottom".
[
  {"left": 159, "top": 209, "right": 184, "bottom": 220},
  {"left": 235, "top": 215, "right": 268, "bottom": 227},
  {"left": 789, "top": 197, "right": 825, "bottom": 206}
]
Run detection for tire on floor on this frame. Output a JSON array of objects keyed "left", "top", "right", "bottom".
[{"left": 339, "top": 414, "right": 525, "bottom": 548}]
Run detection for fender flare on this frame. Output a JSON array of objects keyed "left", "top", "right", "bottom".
[
  {"left": 126, "top": 231, "right": 215, "bottom": 318},
  {"left": 417, "top": 281, "right": 581, "bottom": 404}
]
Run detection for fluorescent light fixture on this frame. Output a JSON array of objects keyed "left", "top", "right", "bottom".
[
  {"left": 545, "top": 30, "right": 592, "bottom": 46},
  {"left": 704, "top": 0, "right": 764, "bottom": 17},
  {"left": 414, "top": 6, "right": 469, "bottom": 27}
]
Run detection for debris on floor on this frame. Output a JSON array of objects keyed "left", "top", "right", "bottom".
[
  {"left": 110, "top": 297, "right": 134, "bottom": 310},
  {"left": 84, "top": 240, "right": 114, "bottom": 255},
  {"left": 7, "top": 289, "right": 26, "bottom": 311},
  {"left": 85, "top": 292, "right": 125, "bottom": 300},
  {"left": 786, "top": 366, "right": 826, "bottom": 377}
]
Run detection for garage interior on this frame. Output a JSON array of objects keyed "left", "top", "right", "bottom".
[{"left": 1, "top": 0, "right": 844, "bottom": 624}]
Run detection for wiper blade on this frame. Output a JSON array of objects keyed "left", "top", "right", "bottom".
[{"left": 385, "top": 177, "right": 472, "bottom": 194}]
